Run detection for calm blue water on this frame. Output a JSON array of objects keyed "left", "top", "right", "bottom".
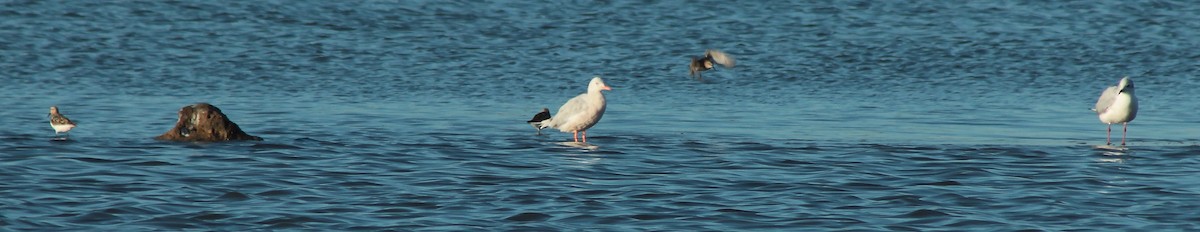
[{"left": 3, "top": 0, "right": 1200, "bottom": 230}]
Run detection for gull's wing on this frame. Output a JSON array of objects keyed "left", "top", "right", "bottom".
[
  {"left": 706, "top": 49, "right": 735, "bottom": 68},
  {"left": 550, "top": 93, "right": 590, "bottom": 125},
  {"left": 1093, "top": 86, "right": 1119, "bottom": 113}
]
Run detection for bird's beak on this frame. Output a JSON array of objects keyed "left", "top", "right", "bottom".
[{"left": 603, "top": 85, "right": 613, "bottom": 91}]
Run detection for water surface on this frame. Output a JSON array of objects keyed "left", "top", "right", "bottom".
[{"left": 2, "top": 0, "right": 1200, "bottom": 230}]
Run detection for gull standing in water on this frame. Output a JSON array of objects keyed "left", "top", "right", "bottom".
[
  {"left": 689, "top": 49, "right": 735, "bottom": 79},
  {"left": 1092, "top": 76, "right": 1138, "bottom": 146},
  {"left": 49, "top": 106, "right": 78, "bottom": 139},
  {"left": 530, "top": 77, "right": 612, "bottom": 143}
]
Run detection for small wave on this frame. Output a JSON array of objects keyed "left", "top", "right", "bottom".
[
  {"left": 505, "top": 212, "right": 552, "bottom": 222},
  {"left": 895, "top": 209, "right": 952, "bottom": 218},
  {"left": 216, "top": 191, "right": 250, "bottom": 201}
]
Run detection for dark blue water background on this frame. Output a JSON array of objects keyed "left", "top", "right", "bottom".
[{"left": 2, "top": 0, "right": 1200, "bottom": 230}]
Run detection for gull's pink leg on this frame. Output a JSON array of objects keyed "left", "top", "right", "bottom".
[
  {"left": 573, "top": 131, "right": 579, "bottom": 142},
  {"left": 1106, "top": 124, "right": 1112, "bottom": 145},
  {"left": 1121, "top": 123, "right": 1128, "bottom": 146},
  {"left": 582, "top": 131, "right": 587, "bottom": 143}
]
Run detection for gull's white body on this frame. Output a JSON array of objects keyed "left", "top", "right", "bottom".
[
  {"left": 536, "top": 77, "right": 612, "bottom": 142},
  {"left": 1092, "top": 77, "right": 1137, "bottom": 145}
]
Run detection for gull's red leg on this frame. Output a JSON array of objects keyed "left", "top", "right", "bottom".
[
  {"left": 1106, "top": 124, "right": 1112, "bottom": 145},
  {"left": 1121, "top": 123, "right": 1128, "bottom": 146}
]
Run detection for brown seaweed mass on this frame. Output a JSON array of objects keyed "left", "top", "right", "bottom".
[{"left": 156, "top": 103, "right": 262, "bottom": 142}]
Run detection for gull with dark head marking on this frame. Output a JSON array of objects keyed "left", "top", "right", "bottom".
[
  {"left": 48, "top": 106, "right": 77, "bottom": 139},
  {"left": 689, "top": 49, "right": 735, "bottom": 79},
  {"left": 1092, "top": 76, "right": 1138, "bottom": 146},
  {"left": 530, "top": 76, "right": 612, "bottom": 143}
]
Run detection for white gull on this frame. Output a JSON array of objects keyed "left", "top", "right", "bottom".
[
  {"left": 532, "top": 76, "right": 613, "bottom": 143},
  {"left": 1092, "top": 76, "right": 1138, "bottom": 146}
]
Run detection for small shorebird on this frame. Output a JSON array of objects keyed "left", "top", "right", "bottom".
[
  {"left": 531, "top": 77, "right": 612, "bottom": 143},
  {"left": 49, "top": 106, "right": 78, "bottom": 139},
  {"left": 1092, "top": 76, "right": 1138, "bottom": 146},
  {"left": 527, "top": 108, "right": 551, "bottom": 135},
  {"left": 689, "top": 49, "right": 735, "bottom": 79}
]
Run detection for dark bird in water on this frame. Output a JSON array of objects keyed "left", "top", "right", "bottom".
[
  {"left": 689, "top": 49, "right": 735, "bottom": 79},
  {"left": 527, "top": 108, "right": 552, "bottom": 135}
]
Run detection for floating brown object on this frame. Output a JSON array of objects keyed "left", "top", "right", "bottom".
[{"left": 156, "top": 103, "right": 262, "bottom": 142}]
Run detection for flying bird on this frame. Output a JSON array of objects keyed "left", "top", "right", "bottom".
[{"left": 689, "top": 49, "right": 735, "bottom": 79}]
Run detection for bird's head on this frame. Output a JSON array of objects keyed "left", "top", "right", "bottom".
[
  {"left": 1118, "top": 76, "right": 1134, "bottom": 94},
  {"left": 589, "top": 76, "right": 613, "bottom": 92}
]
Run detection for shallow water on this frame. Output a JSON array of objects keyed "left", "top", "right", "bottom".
[{"left": 2, "top": 0, "right": 1200, "bottom": 230}]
